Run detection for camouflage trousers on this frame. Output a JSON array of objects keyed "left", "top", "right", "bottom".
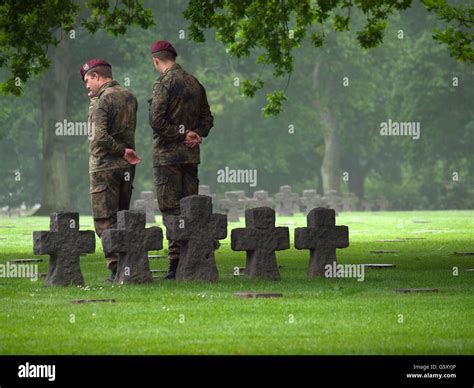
[
  {"left": 90, "top": 166, "right": 135, "bottom": 270},
  {"left": 154, "top": 163, "right": 199, "bottom": 261}
]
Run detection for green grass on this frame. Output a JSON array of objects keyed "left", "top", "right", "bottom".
[{"left": 0, "top": 210, "right": 473, "bottom": 355}]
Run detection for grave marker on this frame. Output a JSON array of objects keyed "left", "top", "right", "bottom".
[
  {"left": 322, "top": 190, "right": 343, "bottom": 214},
  {"left": 234, "top": 292, "right": 283, "bottom": 299},
  {"left": 300, "top": 190, "right": 324, "bottom": 216},
  {"left": 362, "top": 264, "right": 396, "bottom": 269},
  {"left": 219, "top": 191, "right": 246, "bottom": 222},
  {"left": 274, "top": 185, "right": 300, "bottom": 216},
  {"left": 101, "top": 211, "right": 163, "bottom": 284},
  {"left": 294, "top": 208, "right": 349, "bottom": 278},
  {"left": 231, "top": 207, "right": 289, "bottom": 280},
  {"left": 166, "top": 195, "right": 227, "bottom": 282},
  {"left": 134, "top": 191, "right": 159, "bottom": 224},
  {"left": 247, "top": 190, "right": 275, "bottom": 210},
  {"left": 70, "top": 299, "right": 116, "bottom": 304},
  {"left": 395, "top": 288, "right": 438, "bottom": 293},
  {"left": 9, "top": 258, "right": 43, "bottom": 264},
  {"left": 341, "top": 193, "right": 358, "bottom": 212},
  {"left": 33, "top": 212, "right": 95, "bottom": 286}
]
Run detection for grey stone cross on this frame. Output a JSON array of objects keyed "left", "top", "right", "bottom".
[
  {"left": 219, "top": 191, "right": 246, "bottom": 222},
  {"left": 300, "top": 190, "right": 324, "bottom": 216},
  {"left": 134, "top": 191, "right": 159, "bottom": 223},
  {"left": 33, "top": 212, "right": 95, "bottom": 286},
  {"left": 101, "top": 211, "right": 163, "bottom": 284},
  {"left": 248, "top": 190, "right": 275, "bottom": 210},
  {"left": 274, "top": 185, "right": 300, "bottom": 216},
  {"left": 166, "top": 195, "right": 227, "bottom": 282},
  {"left": 231, "top": 207, "right": 289, "bottom": 280},
  {"left": 294, "top": 208, "right": 349, "bottom": 277}
]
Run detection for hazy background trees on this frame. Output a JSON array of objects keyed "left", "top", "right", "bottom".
[{"left": 0, "top": 0, "right": 472, "bottom": 213}]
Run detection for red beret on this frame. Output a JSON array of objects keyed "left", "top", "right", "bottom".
[
  {"left": 150, "top": 40, "right": 177, "bottom": 56},
  {"left": 80, "top": 59, "right": 112, "bottom": 80}
]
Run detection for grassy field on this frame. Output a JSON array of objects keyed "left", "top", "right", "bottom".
[{"left": 0, "top": 210, "right": 473, "bottom": 355}]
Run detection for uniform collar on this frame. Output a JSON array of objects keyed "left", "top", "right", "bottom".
[
  {"left": 96, "top": 80, "right": 119, "bottom": 98},
  {"left": 159, "top": 63, "right": 182, "bottom": 80}
]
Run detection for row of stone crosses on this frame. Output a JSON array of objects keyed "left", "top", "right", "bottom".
[
  {"left": 33, "top": 195, "right": 349, "bottom": 286},
  {"left": 135, "top": 185, "right": 390, "bottom": 223}
]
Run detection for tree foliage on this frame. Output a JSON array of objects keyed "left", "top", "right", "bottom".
[
  {"left": 0, "top": 0, "right": 154, "bottom": 95},
  {"left": 184, "top": 0, "right": 473, "bottom": 114},
  {"left": 0, "top": 1, "right": 471, "bottom": 212}
]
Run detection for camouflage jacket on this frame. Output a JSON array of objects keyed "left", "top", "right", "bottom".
[
  {"left": 88, "top": 80, "right": 138, "bottom": 172},
  {"left": 148, "top": 64, "right": 214, "bottom": 166}
]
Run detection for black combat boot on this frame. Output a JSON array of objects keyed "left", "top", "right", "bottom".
[
  {"left": 163, "top": 259, "right": 179, "bottom": 280},
  {"left": 105, "top": 259, "right": 118, "bottom": 283},
  {"left": 106, "top": 270, "right": 117, "bottom": 283}
]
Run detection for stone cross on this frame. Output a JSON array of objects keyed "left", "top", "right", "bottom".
[
  {"left": 247, "top": 190, "right": 274, "bottom": 210},
  {"left": 294, "top": 208, "right": 349, "bottom": 277},
  {"left": 101, "top": 211, "right": 163, "bottom": 284},
  {"left": 199, "top": 185, "right": 219, "bottom": 212},
  {"left": 342, "top": 193, "right": 358, "bottom": 212},
  {"left": 166, "top": 195, "right": 227, "bottom": 282},
  {"left": 234, "top": 190, "right": 249, "bottom": 212},
  {"left": 274, "top": 185, "right": 300, "bottom": 216},
  {"left": 198, "top": 185, "right": 211, "bottom": 196},
  {"left": 219, "top": 191, "right": 246, "bottom": 222},
  {"left": 322, "top": 190, "right": 343, "bottom": 214},
  {"left": 33, "top": 212, "right": 95, "bottom": 286},
  {"left": 198, "top": 185, "right": 214, "bottom": 198},
  {"left": 300, "top": 190, "right": 324, "bottom": 216},
  {"left": 231, "top": 190, "right": 248, "bottom": 214},
  {"left": 134, "top": 191, "right": 159, "bottom": 223},
  {"left": 231, "top": 207, "right": 289, "bottom": 280}
]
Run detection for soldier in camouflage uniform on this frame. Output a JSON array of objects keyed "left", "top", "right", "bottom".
[
  {"left": 81, "top": 59, "right": 142, "bottom": 282},
  {"left": 148, "top": 41, "right": 214, "bottom": 279}
]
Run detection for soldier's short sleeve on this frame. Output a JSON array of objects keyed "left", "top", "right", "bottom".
[
  {"left": 92, "top": 95, "right": 126, "bottom": 156},
  {"left": 148, "top": 79, "right": 186, "bottom": 142}
]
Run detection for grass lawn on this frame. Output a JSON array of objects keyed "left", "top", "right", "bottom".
[{"left": 0, "top": 210, "right": 473, "bottom": 355}]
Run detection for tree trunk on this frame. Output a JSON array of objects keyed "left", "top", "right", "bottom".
[
  {"left": 319, "top": 108, "right": 341, "bottom": 194},
  {"left": 346, "top": 156, "right": 367, "bottom": 199},
  {"left": 310, "top": 61, "right": 341, "bottom": 195},
  {"left": 34, "top": 32, "right": 73, "bottom": 215}
]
